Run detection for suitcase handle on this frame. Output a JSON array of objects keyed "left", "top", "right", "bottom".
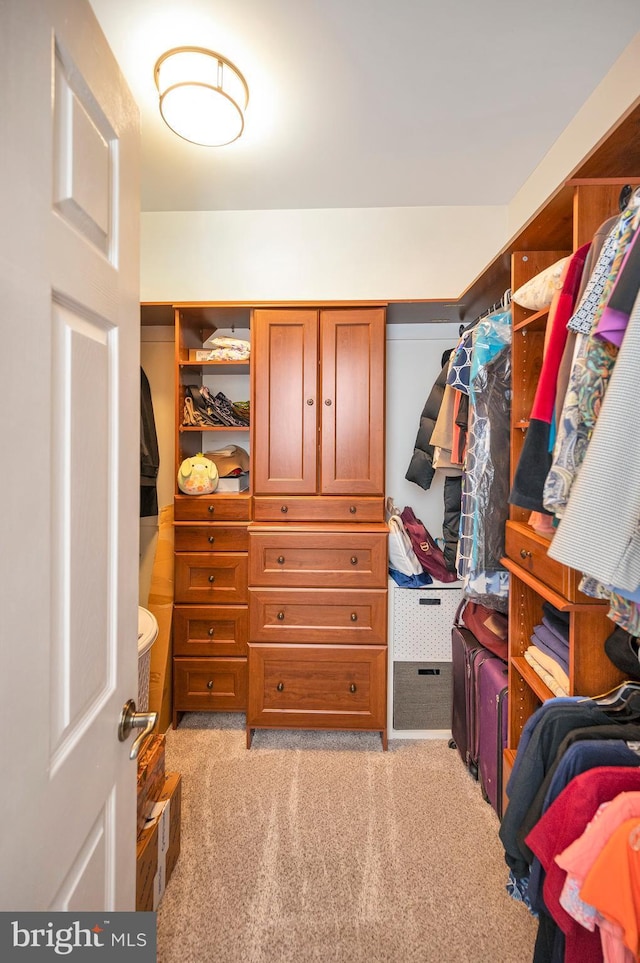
[
  {"left": 419, "top": 598, "right": 441, "bottom": 606},
  {"left": 418, "top": 668, "right": 441, "bottom": 676}
]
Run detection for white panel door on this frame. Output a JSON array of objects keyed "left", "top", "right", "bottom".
[{"left": 0, "top": 0, "right": 140, "bottom": 910}]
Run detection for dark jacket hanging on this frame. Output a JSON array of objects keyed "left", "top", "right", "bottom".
[{"left": 140, "top": 367, "right": 160, "bottom": 517}]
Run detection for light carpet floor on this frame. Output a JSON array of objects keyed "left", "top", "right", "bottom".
[{"left": 157, "top": 714, "right": 537, "bottom": 963}]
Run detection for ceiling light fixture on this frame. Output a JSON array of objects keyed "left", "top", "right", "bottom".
[{"left": 154, "top": 46, "right": 249, "bottom": 147}]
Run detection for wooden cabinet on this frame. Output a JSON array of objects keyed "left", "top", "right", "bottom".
[
  {"left": 252, "top": 307, "right": 385, "bottom": 496},
  {"left": 247, "top": 305, "right": 387, "bottom": 747},
  {"left": 501, "top": 181, "right": 631, "bottom": 781}
]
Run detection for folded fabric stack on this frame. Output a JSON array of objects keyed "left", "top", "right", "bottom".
[
  {"left": 183, "top": 386, "right": 250, "bottom": 427},
  {"left": 524, "top": 602, "right": 571, "bottom": 696},
  {"left": 204, "top": 336, "right": 250, "bottom": 361}
]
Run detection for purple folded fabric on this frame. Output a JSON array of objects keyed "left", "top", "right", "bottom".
[
  {"left": 531, "top": 624, "right": 570, "bottom": 676},
  {"left": 541, "top": 615, "right": 569, "bottom": 646}
]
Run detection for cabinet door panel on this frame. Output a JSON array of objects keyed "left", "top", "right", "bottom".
[
  {"left": 320, "top": 308, "right": 385, "bottom": 495},
  {"left": 253, "top": 310, "right": 318, "bottom": 494}
]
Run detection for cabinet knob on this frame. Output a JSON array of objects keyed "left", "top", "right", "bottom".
[
  {"left": 208, "top": 505, "right": 215, "bottom": 514},
  {"left": 277, "top": 682, "right": 284, "bottom": 692},
  {"left": 324, "top": 399, "right": 332, "bottom": 406},
  {"left": 350, "top": 556, "right": 358, "bottom": 565},
  {"left": 306, "top": 398, "right": 314, "bottom": 406},
  {"left": 280, "top": 505, "right": 288, "bottom": 514},
  {"left": 519, "top": 549, "right": 532, "bottom": 560},
  {"left": 208, "top": 536, "right": 215, "bottom": 544},
  {"left": 277, "top": 556, "right": 285, "bottom": 565},
  {"left": 349, "top": 506, "right": 357, "bottom": 514},
  {"left": 208, "top": 627, "right": 215, "bottom": 637},
  {"left": 208, "top": 575, "right": 215, "bottom": 583},
  {"left": 207, "top": 680, "right": 214, "bottom": 690},
  {"left": 349, "top": 683, "right": 357, "bottom": 693},
  {"left": 277, "top": 611, "right": 285, "bottom": 620},
  {"left": 350, "top": 613, "right": 358, "bottom": 622}
]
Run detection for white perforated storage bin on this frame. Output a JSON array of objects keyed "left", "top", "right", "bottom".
[{"left": 389, "top": 580, "right": 462, "bottom": 661}]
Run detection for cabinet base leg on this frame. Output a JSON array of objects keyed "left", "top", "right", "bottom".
[
  {"left": 246, "top": 726, "right": 253, "bottom": 749},
  {"left": 381, "top": 729, "right": 388, "bottom": 751},
  {"left": 172, "top": 710, "right": 183, "bottom": 730}
]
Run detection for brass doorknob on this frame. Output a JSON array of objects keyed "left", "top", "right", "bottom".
[
  {"left": 208, "top": 575, "right": 215, "bottom": 583},
  {"left": 351, "top": 613, "right": 358, "bottom": 622},
  {"left": 281, "top": 505, "right": 288, "bottom": 513},
  {"left": 208, "top": 536, "right": 215, "bottom": 543},
  {"left": 350, "top": 556, "right": 358, "bottom": 565},
  {"left": 208, "top": 627, "right": 215, "bottom": 636},
  {"left": 277, "top": 682, "right": 284, "bottom": 691},
  {"left": 277, "top": 611, "right": 285, "bottom": 620},
  {"left": 349, "top": 683, "right": 357, "bottom": 693},
  {"left": 520, "top": 549, "right": 532, "bottom": 559},
  {"left": 277, "top": 556, "right": 285, "bottom": 564},
  {"left": 349, "top": 506, "right": 356, "bottom": 514},
  {"left": 208, "top": 505, "right": 215, "bottom": 514},
  {"left": 207, "top": 680, "right": 214, "bottom": 690}
]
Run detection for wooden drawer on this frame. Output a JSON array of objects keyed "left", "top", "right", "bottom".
[
  {"left": 249, "top": 588, "right": 387, "bottom": 644},
  {"left": 253, "top": 496, "right": 384, "bottom": 523},
  {"left": 504, "top": 521, "right": 594, "bottom": 602},
  {"left": 248, "top": 530, "right": 387, "bottom": 588},
  {"left": 247, "top": 643, "right": 386, "bottom": 729},
  {"left": 173, "top": 605, "right": 248, "bottom": 657},
  {"left": 173, "top": 657, "right": 247, "bottom": 711},
  {"left": 174, "top": 493, "right": 251, "bottom": 522},
  {"left": 174, "top": 523, "right": 249, "bottom": 553},
  {"left": 175, "top": 553, "right": 248, "bottom": 604}
]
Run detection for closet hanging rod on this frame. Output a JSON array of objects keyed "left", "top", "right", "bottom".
[{"left": 459, "top": 288, "right": 512, "bottom": 336}]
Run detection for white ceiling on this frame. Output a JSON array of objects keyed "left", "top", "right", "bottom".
[{"left": 90, "top": 0, "right": 640, "bottom": 214}]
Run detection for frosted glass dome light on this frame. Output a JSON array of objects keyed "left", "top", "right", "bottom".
[{"left": 154, "top": 47, "right": 249, "bottom": 147}]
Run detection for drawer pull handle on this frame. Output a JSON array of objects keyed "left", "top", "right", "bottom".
[
  {"left": 208, "top": 575, "right": 215, "bottom": 583},
  {"left": 349, "top": 683, "right": 357, "bottom": 693},
  {"left": 520, "top": 549, "right": 532, "bottom": 559},
  {"left": 277, "top": 611, "right": 285, "bottom": 620},
  {"left": 306, "top": 398, "right": 314, "bottom": 406},
  {"left": 324, "top": 398, "right": 332, "bottom": 406},
  {"left": 208, "top": 505, "right": 215, "bottom": 514},
  {"left": 281, "top": 505, "right": 288, "bottom": 514},
  {"left": 208, "top": 627, "right": 215, "bottom": 637},
  {"left": 277, "top": 556, "right": 285, "bottom": 564},
  {"left": 419, "top": 598, "right": 441, "bottom": 606},
  {"left": 208, "top": 536, "right": 215, "bottom": 544},
  {"left": 349, "top": 506, "right": 357, "bottom": 514},
  {"left": 350, "top": 613, "right": 358, "bottom": 622},
  {"left": 277, "top": 682, "right": 284, "bottom": 692},
  {"left": 418, "top": 668, "right": 441, "bottom": 676},
  {"left": 207, "top": 680, "right": 214, "bottom": 690},
  {"left": 350, "top": 556, "right": 358, "bottom": 565}
]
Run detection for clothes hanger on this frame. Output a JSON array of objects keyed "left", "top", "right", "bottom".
[{"left": 578, "top": 680, "right": 640, "bottom": 709}]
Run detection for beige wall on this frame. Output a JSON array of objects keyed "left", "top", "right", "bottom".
[
  {"left": 140, "top": 205, "right": 508, "bottom": 303},
  {"left": 139, "top": 327, "right": 175, "bottom": 606}
]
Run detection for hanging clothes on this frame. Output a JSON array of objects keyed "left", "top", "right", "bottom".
[{"left": 140, "top": 367, "right": 160, "bottom": 517}]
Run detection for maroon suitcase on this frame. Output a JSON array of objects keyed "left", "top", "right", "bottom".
[
  {"left": 476, "top": 655, "right": 508, "bottom": 819},
  {"left": 450, "top": 622, "right": 485, "bottom": 778}
]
